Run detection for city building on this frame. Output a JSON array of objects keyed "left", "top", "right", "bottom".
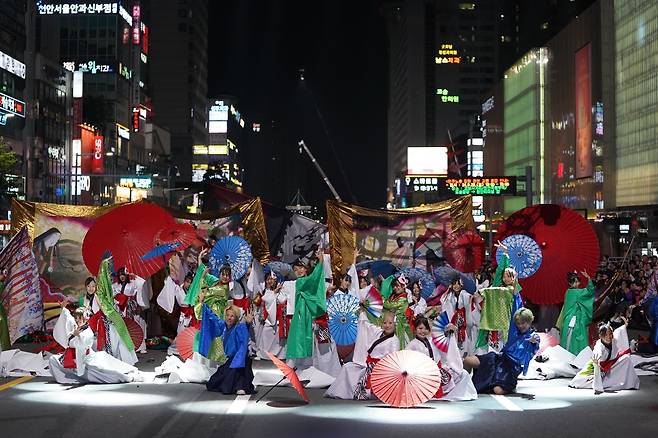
[
  {"left": 0, "top": 0, "right": 28, "bottom": 212},
  {"left": 383, "top": 0, "right": 503, "bottom": 201},
  {"left": 36, "top": 0, "right": 154, "bottom": 205},
  {"left": 193, "top": 97, "right": 243, "bottom": 192},
  {"left": 142, "top": 0, "right": 209, "bottom": 187}
]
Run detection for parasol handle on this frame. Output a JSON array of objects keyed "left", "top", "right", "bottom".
[{"left": 255, "top": 375, "right": 288, "bottom": 403}]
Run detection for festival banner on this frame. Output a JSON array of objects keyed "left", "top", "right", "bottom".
[
  {"left": 575, "top": 43, "right": 592, "bottom": 179},
  {"left": 326, "top": 196, "right": 474, "bottom": 276},
  {"left": 0, "top": 227, "right": 44, "bottom": 342},
  {"left": 204, "top": 181, "right": 326, "bottom": 264},
  {"left": 10, "top": 198, "right": 269, "bottom": 322}
]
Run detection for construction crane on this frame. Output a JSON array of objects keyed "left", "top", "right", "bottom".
[{"left": 298, "top": 139, "right": 342, "bottom": 201}]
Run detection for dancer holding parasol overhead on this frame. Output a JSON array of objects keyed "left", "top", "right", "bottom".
[{"left": 556, "top": 270, "right": 595, "bottom": 355}]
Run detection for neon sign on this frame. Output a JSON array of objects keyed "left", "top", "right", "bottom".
[
  {"left": 435, "top": 44, "right": 461, "bottom": 64},
  {"left": 443, "top": 177, "right": 517, "bottom": 196},
  {"left": 63, "top": 60, "right": 113, "bottom": 74},
  {"left": 0, "top": 92, "right": 26, "bottom": 118},
  {"left": 37, "top": 2, "right": 118, "bottom": 15},
  {"left": 132, "top": 5, "right": 141, "bottom": 45},
  {"left": 436, "top": 88, "right": 459, "bottom": 103},
  {"left": 0, "top": 50, "right": 26, "bottom": 79}
]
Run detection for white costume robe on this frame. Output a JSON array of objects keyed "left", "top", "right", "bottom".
[
  {"left": 81, "top": 294, "right": 101, "bottom": 319},
  {"left": 157, "top": 276, "right": 193, "bottom": 355},
  {"left": 440, "top": 290, "right": 479, "bottom": 356},
  {"left": 325, "top": 314, "right": 399, "bottom": 399},
  {"left": 406, "top": 336, "right": 478, "bottom": 401},
  {"left": 409, "top": 297, "right": 428, "bottom": 316},
  {"left": 157, "top": 276, "right": 191, "bottom": 334},
  {"left": 256, "top": 288, "right": 287, "bottom": 359},
  {"left": 49, "top": 308, "right": 139, "bottom": 384},
  {"left": 113, "top": 277, "right": 149, "bottom": 352},
  {"left": 519, "top": 345, "right": 579, "bottom": 380},
  {"left": 569, "top": 325, "right": 640, "bottom": 392}
]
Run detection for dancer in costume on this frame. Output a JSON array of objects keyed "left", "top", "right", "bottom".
[
  {"left": 556, "top": 270, "right": 595, "bottom": 355},
  {"left": 82, "top": 260, "right": 138, "bottom": 366},
  {"left": 440, "top": 274, "right": 479, "bottom": 356},
  {"left": 464, "top": 308, "right": 539, "bottom": 395},
  {"left": 406, "top": 316, "right": 477, "bottom": 401},
  {"left": 49, "top": 302, "right": 142, "bottom": 384},
  {"left": 204, "top": 304, "right": 255, "bottom": 395},
  {"left": 255, "top": 271, "right": 288, "bottom": 359},
  {"left": 183, "top": 248, "right": 229, "bottom": 362},
  {"left": 157, "top": 272, "right": 194, "bottom": 355},
  {"left": 408, "top": 282, "right": 428, "bottom": 316},
  {"left": 78, "top": 276, "right": 102, "bottom": 320},
  {"left": 569, "top": 319, "right": 640, "bottom": 393},
  {"left": 474, "top": 241, "right": 522, "bottom": 353},
  {"left": 285, "top": 250, "right": 342, "bottom": 377},
  {"left": 380, "top": 274, "right": 413, "bottom": 348},
  {"left": 112, "top": 267, "right": 148, "bottom": 353},
  {"left": 325, "top": 311, "right": 399, "bottom": 400}
]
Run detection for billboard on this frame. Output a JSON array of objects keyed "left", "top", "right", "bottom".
[
  {"left": 575, "top": 43, "right": 592, "bottom": 179},
  {"left": 92, "top": 135, "right": 104, "bottom": 174},
  {"left": 442, "top": 176, "right": 517, "bottom": 196},
  {"left": 80, "top": 127, "right": 94, "bottom": 174},
  {"left": 407, "top": 147, "right": 448, "bottom": 175}
]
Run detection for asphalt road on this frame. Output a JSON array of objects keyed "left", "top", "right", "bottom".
[{"left": 1, "top": 350, "right": 656, "bottom": 438}]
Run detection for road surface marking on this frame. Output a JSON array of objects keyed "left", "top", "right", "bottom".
[
  {"left": 0, "top": 376, "right": 34, "bottom": 392},
  {"left": 491, "top": 394, "right": 523, "bottom": 411},
  {"left": 227, "top": 394, "right": 251, "bottom": 414}
]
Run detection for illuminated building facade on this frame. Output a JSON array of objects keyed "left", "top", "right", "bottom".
[
  {"left": 193, "top": 97, "right": 243, "bottom": 191},
  {"left": 143, "top": 0, "right": 208, "bottom": 184},
  {"left": 37, "top": 0, "right": 153, "bottom": 204}
]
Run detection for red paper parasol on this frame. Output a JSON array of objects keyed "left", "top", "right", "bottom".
[
  {"left": 370, "top": 350, "right": 442, "bottom": 408},
  {"left": 156, "top": 223, "right": 198, "bottom": 252},
  {"left": 264, "top": 351, "right": 309, "bottom": 403},
  {"left": 122, "top": 317, "right": 145, "bottom": 351},
  {"left": 443, "top": 230, "right": 485, "bottom": 273},
  {"left": 175, "top": 326, "right": 198, "bottom": 360},
  {"left": 495, "top": 204, "right": 600, "bottom": 305},
  {"left": 83, "top": 203, "right": 176, "bottom": 278}
]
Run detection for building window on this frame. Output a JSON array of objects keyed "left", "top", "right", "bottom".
[{"left": 459, "top": 3, "right": 476, "bottom": 10}]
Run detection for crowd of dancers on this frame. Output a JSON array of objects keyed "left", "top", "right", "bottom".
[{"left": 1, "top": 239, "right": 645, "bottom": 401}]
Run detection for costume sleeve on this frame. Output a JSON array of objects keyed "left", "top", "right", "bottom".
[
  {"left": 199, "top": 304, "right": 226, "bottom": 358},
  {"left": 229, "top": 323, "right": 250, "bottom": 369},
  {"left": 286, "top": 262, "right": 327, "bottom": 359},
  {"left": 184, "top": 264, "right": 207, "bottom": 306},
  {"left": 96, "top": 259, "right": 136, "bottom": 352},
  {"left": 380, "top": 275, "right": 396, "bottom": 300},
  {"left": 492, "top": 253, "right": 509, "bottom": 287},
  {"left": 53, "top": 307, "right": 76, "bottom": 348}
]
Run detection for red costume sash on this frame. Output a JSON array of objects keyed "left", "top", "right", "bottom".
[
  {"left": 87, "top": 311, "right": 107, "bottom": 352},
  {"left": 364, "top": 355, "right": 381, "bottom": 389},
  {"left": 451, "top": 307, "right": 467, "bottom": 344},
  {"left": 232, "top": 297, "right": 250, "bottom": 314},
  {"left": 599, "top": 348, "right": 631, "bottom": 373}
]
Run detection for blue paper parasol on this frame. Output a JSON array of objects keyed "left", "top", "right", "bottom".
[
  {"left": 398, "top": 267, "right": 436, "bottom": 299},
  {"left": 355, "top": 260, "right": 398, "bottom": 279},
  {"left": 431, "top": 311, "right": 452, "bottom": 353},
  {"left": 209, "top": 236, "right": 253, "bottom": 280},
  {"left": 495, "top": 234, "right": 543, "bottom": 279},
  {"left": 432, "top": 266, "right": 476, "bottom": 294},
  {"left": 266, "top": 261, "right": 296, "bottom": 280},
  {"left": 326, "top": 293, "right": 360, "bottom": 345},
  {"left": 141, "top": 242, "right": 181, "bottom": 262}
]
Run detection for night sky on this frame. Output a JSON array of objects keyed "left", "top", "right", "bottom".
[{"left": 207, "top": 0, "right": 388, "bottom": 211}]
